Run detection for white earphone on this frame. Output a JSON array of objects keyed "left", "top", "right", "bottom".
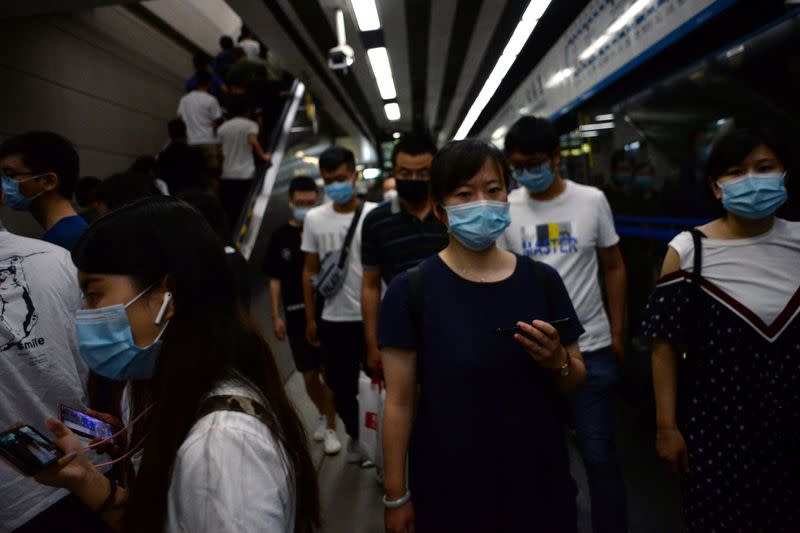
[{"left": 154, "top": 292, "right": 173, "bottom": 326}]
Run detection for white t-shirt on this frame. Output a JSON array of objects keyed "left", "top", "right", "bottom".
[
  {"left": 301, "top": 201, "right": 378, "bottom": 322},
  {"left": 669, "top": 219, "right": 800, "bottom": 328},
  {"left": 218, "top": 117, "right": 259, "bottom": 180},
  {"left": 498, "top": 181, "right": 620, "bottom": 352},
  {"left": 166, "top": 382, "right": 295, "bottom": 533},
  {"left": 177, "top": 91, "right": 222, "bottom": 145},
  {"left": 0, "top": 230, "right": 87, "bottom": 532},
  {"left": 239, "top": 38, "right": 261, "bottom": 60}
]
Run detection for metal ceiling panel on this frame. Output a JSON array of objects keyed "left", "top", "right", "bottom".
[
  {"left": 425, "top": 0, "right": 458, "bottom": 133},
  {"left": 376, "top": 0, "right": 414, "bottom": 131}
]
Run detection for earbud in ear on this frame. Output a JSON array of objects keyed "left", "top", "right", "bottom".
[{"left": 155, "top": 292, "right": 173, "bottom": 326}]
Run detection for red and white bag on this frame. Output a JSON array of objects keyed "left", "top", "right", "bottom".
[{"left": 358, "top": 371, "right": 384, "bottom": 465}]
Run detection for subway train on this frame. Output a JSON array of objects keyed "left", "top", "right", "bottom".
[{"left": 1, "top": 0, "right": 798, "bottom": 532}]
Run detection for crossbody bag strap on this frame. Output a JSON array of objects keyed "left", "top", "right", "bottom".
[
  {"left": 337, "top": 201, "right": 365, "bottom": 268},
  {"left": 196, "top": 394, "right": 275, "bottom": 431}
]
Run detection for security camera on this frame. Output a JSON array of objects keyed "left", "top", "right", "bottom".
[{"left": 328, "top": 9, "right": 354, "bottom": 73}]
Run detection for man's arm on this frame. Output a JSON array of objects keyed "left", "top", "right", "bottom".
[
  {"left": 268, "top": 278, "right": 286, "bottom": 341},
  {"left": 598, "top": 244, "right": 627, "bottom": 365},
  {"left": 302, "top": 252, "right": 321, "bottom": 347},
  {"left": 248, "top": 133, "right": 271, "bottom": 161},
  {"left": 361, "top": 267, "right": 383, "bottom": 371}
]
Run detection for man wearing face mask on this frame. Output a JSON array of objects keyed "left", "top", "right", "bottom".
[
  {"left": 264, "top": 176, "right": 339, "bottom": 455},
  {"left": 301, "top": 147, "right": 377, "bottom": 462},
  {"left": 0, "top": 132, "right": 87, "bottom": 251},
  {"left": 0, "top": 183, "right": 93, "bottom": 531},
  {"left": 498, "top": 116, "right": 628, "bottom": 533},
  {"left": 360, "top": 133, "right": 447, "bottom": 373}
]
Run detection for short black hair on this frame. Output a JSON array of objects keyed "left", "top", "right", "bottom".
[
  {"left": 319, "top": 146, "right": 355, "bottom": 173},
  {"left": 504, "top": 116, "right": 559, "bottom": 157},
  {"left": 168, "top": 118, "right": 186, "bottom": 139},
  {"left": 226, "top": 95, "right": 250, "bottom": 117},
  {"left": 0, "top": 131, "right": 80, "bottom": 198},
  {"left": 391, "top": 132, "right": 437, "bottom": 168},
  {"left": 705, "top": 127, "right": 786, "bottom": 181},
  {"left": 239, "top": 26, "right": 252, "bottom": 40},
  {"left": 177, "top": 190, "right": 232, "bottom": 244},
  {"left": 96, "top": 171, "right": 161, "bottom": 211},
  {"left": 193, "top": 52, "right": 210, "bottom": 71},
  {"left": 74, "top": 176, "right": 100, "bottom": 207},
  {"left": 130, "top": 155, "right": 158, "bottom": 177},
  {"left": 220, "top": 36, "right": 233, "bottom": 49},
  {"left": 430, "top": 139, "right": 511, "bottom": 204},
  {"left": 195, "top": 69, "right": 212, "bottom": 87},
  {"left": 289, "top": 176, "right": 318, "bottom": 197}
]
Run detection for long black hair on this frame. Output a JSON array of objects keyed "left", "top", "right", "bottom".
[{"left": 72, "top": 196, "right": 319, "bottom": 532}]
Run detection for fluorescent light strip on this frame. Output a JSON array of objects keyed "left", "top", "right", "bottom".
[
  {"left": 594, "top": 113, "right": 614, "bottom": 121},
  {"left": 544, "top": 67, "right": 574, "bottom": 88},
  {"left": 454, "top": 0, "right": 552, "bottom": 140},
  {"left": 367, "top": 47, "right": 397, "bottom": 100},
  {"left": 579, "top": 122, "right": 615, "bottom": 131},
  {"left": 384, "top": 103, "right": 401, "bottom": 121},
  {"left": 350, "top": 0, "right": 381, "bottom": 31}
]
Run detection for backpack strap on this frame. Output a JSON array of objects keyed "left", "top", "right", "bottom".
[
  {"left": 337, "top": 201, "right": 365, "bottom": 268},
  {"left": 689, "top": 229, "right": 706, "bottom": 281},
  {"left": 196, "top": 394, "right": 275, "bottom": 431},
  {"left": 407, "top": 265, "right": 423, "bottom": 344}
]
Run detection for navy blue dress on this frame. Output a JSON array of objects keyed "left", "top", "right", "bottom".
[{"left": 379, "top": 254, "right": 584, "bottom": 532}]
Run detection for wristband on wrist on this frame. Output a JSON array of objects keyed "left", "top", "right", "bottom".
[{"left": 383, "top": 490, "right": 411, "bottom": 509}]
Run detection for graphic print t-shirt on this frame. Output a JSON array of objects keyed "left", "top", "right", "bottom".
[
  {"left": 301, "top": 202, "right": 377, "bottom": 322},
  {"left": 498, "top": 181, "right": 619, "bottom": 352},
  {"left": 0, "top": 230, "right": 87, "bottom": 531}
]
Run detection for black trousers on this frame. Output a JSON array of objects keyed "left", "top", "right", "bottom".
[
  {"left": 13, "top": 493, "right": 111, "bottom": 532},
  {"left": 317, "top": 320, "right": 367, "bottom": 439},
  {"left": 219, "top": 178, "right": 254, "bottom": 231}
]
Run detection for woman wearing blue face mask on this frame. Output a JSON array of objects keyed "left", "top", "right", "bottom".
[
  {"left": 32, "top": 197, "right": 319, "bottom": 533},
  {"left": 379, "top": 139, "right": 587, "bottom": 533},
  {"left": 645, "top": 128, "right": 800, "bottom": 531}
]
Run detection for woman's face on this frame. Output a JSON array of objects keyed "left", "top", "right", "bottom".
[
  {"left": 711, "top": 144, "right": 786, "bottom": 200},
  {"left": 78, "top": 272, "right": 172, "bottom": 347},
  {"left": 441, "top": 159, "right": 508, "bottom": 208}
]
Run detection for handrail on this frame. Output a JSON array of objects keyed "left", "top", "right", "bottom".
[{"left": 235, "top": 80, "right": 305, "bottom": 259}]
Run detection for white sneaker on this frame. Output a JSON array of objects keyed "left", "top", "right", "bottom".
[
  {"left": 323, "top": 430, "right": 342, "bottom": 455},
  {"left": 312, "top": 416, "right": 327, "bottom": 442},
  {"left": 346, "top": 438, "right": 364, "bottom": 464}
]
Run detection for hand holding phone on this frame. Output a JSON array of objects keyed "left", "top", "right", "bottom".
[
  {"left": 495, "top": 317, "right": 571, "bottom": 337},
  {"left": 0, "top": 425, "right": 64, "bottom": 476},
  {"left": 59, "top": 405, "right": 115, "bottom": 442}
]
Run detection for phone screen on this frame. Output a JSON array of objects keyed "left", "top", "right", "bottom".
[
  {"left": 59, "top": 405, "right": 114, "bottom": 441},
  {"left": 0, "top": 425, "right": 64, "bottom": 476}
]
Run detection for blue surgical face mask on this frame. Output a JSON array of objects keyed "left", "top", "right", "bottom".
[
  {"left": 444, "top": 200, "right": 511, "bottom": 251},
  {"left": 75, "top": 286, "right": 170, "bottom": 381},
  {"left": 719, "top": 172, "right": 787, "bottom": 219},
  {"left": 325, "top": 181, "right": 354, "bottom": 204},
  {"left": 293, "top": 206, "right": 311, "bottom": 222},
  {"left": 1, "top": 174, "right": 44, "bottom": 211},
  {"left": 514, "top": 163, "right": 555, "bottom": 193}
]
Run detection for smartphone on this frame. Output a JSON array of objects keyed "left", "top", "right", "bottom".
[
  {"left": 495, "top": 317, "right": 571, "bottom": 337},
  {"left": 59, "top": 405, "right": 114, "bottom": 442},
  {"left": 0, "top": 425, "right": 64, "bottom": 476}
]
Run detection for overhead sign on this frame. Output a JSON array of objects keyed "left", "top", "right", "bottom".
[{"left": 482, "top": 0, "right": 736, "bottom": 138}]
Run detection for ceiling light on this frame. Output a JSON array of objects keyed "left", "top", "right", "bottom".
[
  {"left": 363, "top": 168, "right": 382, "bottom": 179},
  {"left": 594, "top": 113, "right": 614, "bottom": 121},
  {"left": 367, "top": 47, "right": 397, "bottom": 100},
  {"left": 544, "top": 67, "right": 574, "bottom": 88},
  {"left": 384, "top": 103, "right": 401, "bottom": 121},
  {"left": 392, "top": 132, "right": 401, "bottom": 139},
  {"left": 580, "top": 131, "right": 599, "bottom": 138},
  {"left": 579, "top": 122, "right": 615, "bottom": 131},
  {"left": 492, "top": 126, "right": 509, "bottom": 139},
  {"left": 350, "top": 0, "right": 381, "bottom": 31},
  {"left": 607, "top": 0, "right": 651, "bottom": 35},
  {"left": 453, "top": 0, "right": 552, "bottom": 140},
  {"left": 725, "top": 44, "right": 744, "bottom": 58}
]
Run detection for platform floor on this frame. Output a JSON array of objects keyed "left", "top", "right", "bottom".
[{"left": 250, "top": 282, "right": 682, "bottom": 532}]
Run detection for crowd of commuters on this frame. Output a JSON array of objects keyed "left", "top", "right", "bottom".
[{"left": 0, "top": 82, "right": 797, "bottom": 533}]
